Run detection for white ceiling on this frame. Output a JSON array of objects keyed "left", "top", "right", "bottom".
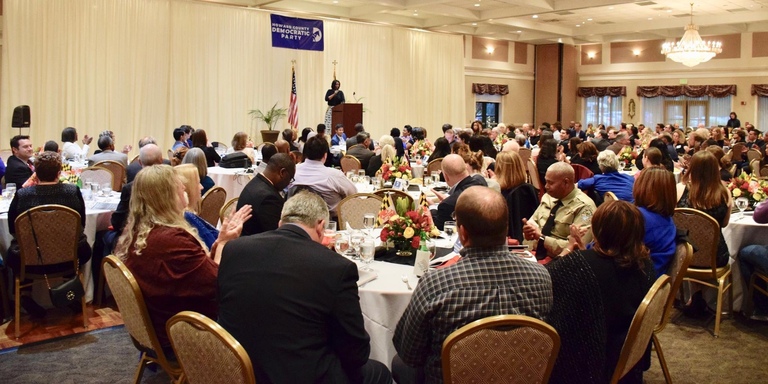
[{"left": 206, "top": 0, "right": 768, "bottom": 44}]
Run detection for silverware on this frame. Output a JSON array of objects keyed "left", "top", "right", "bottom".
[{"left": 401, "top": 275, "right": 413, "bottom": 290}]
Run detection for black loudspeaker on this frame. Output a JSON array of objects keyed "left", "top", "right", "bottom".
[{"left": 12, "top": 105, "right": 30, "bottom": 128}]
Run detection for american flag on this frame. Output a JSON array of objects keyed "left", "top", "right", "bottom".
[{"left": 288, "top": 66, "right": 298, "bottom": 128}]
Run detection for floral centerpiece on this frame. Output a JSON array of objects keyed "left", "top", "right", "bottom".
[
  {"left": 727, "top": 172, "right": 768, "bottom": 205},
  {"left": 410, "top": 139, "right": 432, "bottom": 161},
  {"left": 379, "top": 197, "right": 440, "bottom": 256},
  {"left": 22, "top": 163, "right": 82, "bottom": 188},
  {"left": 494, "top": 133, "right": 508, "bottom": 148},
  {"left": 618, "top": 146, "right": 634, "bottom": 170},
  {"left": 378, "top": 156, "right": 412, "bottom": 184}
]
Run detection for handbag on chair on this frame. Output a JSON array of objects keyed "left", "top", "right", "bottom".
[{"left": 28, "top": 215, "right": 85, "bottom": 308}]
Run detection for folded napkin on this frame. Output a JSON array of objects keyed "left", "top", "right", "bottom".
[
  {"left": 430, "top": 253, "right": 461, "bottom": 269},
  {"left": 357, "top": 269, "right": 378, "bottom": 287}
]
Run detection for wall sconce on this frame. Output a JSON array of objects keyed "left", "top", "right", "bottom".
[
  {"left": 587, "top": 52, "right": 596, "bottom": 60},
  {"left": 486, "top": 46, "right": 495, "bottom": 54},
  {"left": 633, "top": 49, "right": 641, "bottom": 57}
]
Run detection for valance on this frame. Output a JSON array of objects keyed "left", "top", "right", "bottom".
[
  {"left": 577, "top": 87, "right": 626, "bottom": 98},
  {"left": 636, "top": 85, "right": 736, "bottom": 98},
  {"left": 751, "top": 84, "right": 768, "bottom": 97},
  {"left": 472, "top": 83, "right": 509, "bottom": 95}
]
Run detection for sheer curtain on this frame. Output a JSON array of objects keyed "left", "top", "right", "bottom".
[
  {"left": 2, "top": 0, "right": 465, "bottom": 151},
  {"left": 758, "top": 96, "right": 768, "bottom": 129},
  {"left": 583, "top": 96, "right": 622, "bottom": 127},
  {"left": 642, "top": 97, "right": 663, "bottom": 127}
]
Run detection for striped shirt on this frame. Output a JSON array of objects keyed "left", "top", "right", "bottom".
[{"left": 393, "top": 245, "right": 553, "bottom": 384}]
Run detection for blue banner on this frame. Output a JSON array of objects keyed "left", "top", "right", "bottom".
[{"left": 271, "top": 14, "right": 324, "bottom": 51}]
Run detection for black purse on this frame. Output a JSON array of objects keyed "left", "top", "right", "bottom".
[{"left": 28, "top": 214, "right": 85, "bottom": 308}]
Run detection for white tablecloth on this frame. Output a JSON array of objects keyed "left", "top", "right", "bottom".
[
  {"left": 0, "top": 193, "right": 120, "bottom": 303},
  {"left": 619, "top": 166, "right": 681, "bottom": 182},
  {"left": 723, "top": 213, "right": 768, "bottom": 311},
  {"left": 208, "top": 167, "right": 255, "bottom": 200}
]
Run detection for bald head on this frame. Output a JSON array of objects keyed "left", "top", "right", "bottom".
[
  {"left": 547, "top": 161, "right": 574, "bottom": 180},
  {"left": 441, "top": 154, "right": 468, "bottom": 186},
  {"left": 455, "top": 186, "right": 508, "bottom": 247},
  {"left": 139, "top": 144, "right": 163, "bottom": 167},
  {"left": 502, "top": 140, "right": 520, "bottom": 153},
  {"left": 274, "top": 139, "right": 290, "bottom": 154}
]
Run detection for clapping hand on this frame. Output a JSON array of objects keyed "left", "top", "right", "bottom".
[
  {"left": 567, "top": 224, "right": 587, "bottom": 251},
  {"left": 521, "top": 218, "right": 541, "bottom": 241},
  {"left": 219, "top": 204, "right": 253, "bottom": 243},
  {"left": 83, "top": 134, "right": 93, "bottom": 145}
]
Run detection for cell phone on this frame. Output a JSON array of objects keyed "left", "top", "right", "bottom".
[
  {"left": 407, "top": 184, "right": 421, "bottom": 192},
  {"left": 433, "top": 186, "right": 448, "bottom": 192}
]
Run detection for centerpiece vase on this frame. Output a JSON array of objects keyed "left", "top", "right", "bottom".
[{"left": 393, "top": 238, "right": 415, "bottom": 257}]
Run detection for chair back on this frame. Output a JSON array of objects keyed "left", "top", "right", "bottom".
[
  {"left": 729, "top": 164, "right": 737, "bottom": 178},
  {"left": 571, "top": 163, "right": 594, "bottom": 181},
  {"left": 168, "top": 149, "right": 174, "bottom": 161},
  {"left": 93, "top": 160, "right": 126, "bottom": 191},
  {"left": 129, "top": 155, "right": 140, "bottom": 165},
  {"left": 526, "top": 160, "right": 542, "bottom": 198},
  {"left": 337, "top": 193, "right": 383, "bottom": 230},
  {"left": 14, "top": 205, "right": 82, "bottom": 281},
  {"left": 603, "top": 191, "right": 618, "bottom": 203},
  {"left": 504, "top": 183, "right": 539, "bottom": 242},
  {"left": 426, "top": 158, "right": 443, "bottom": 175},
  {"left": 199, "top": 187, "right": 228, "bottom": 226},
  {"left": 610, "top": 275, "right": 671, "bottom": 384},
  {"left": 80, "top": 166, "right": 115, "bottom": 189},
  {"left": 761, "top": 165, "right": 768, "bottom": 178},
  {"left": 672, "top": 208, "right": 721, "bottom": 275},
  {"left": 373, "top": 189, "right": 414, "bottom": 210},
  {"left": 168, "top": 311, "right": 256, "bottom": 384},
  {"left": 730, "top": 143, "right": 747, "bottom": 163},
  {"left": 102, "top": 256, "right": 181, "bottom": 378},
  {"left": 750, "top": 159, "right": 761, "bottom": 176},
  {"left": 219, "top": 197, "right": 239, "bottom": 224},
  {"left": 747, "top": 148, "right": 763, "bottom": 163},
  {"left": 0, "top": 149, "right": 13, "bottom": 167},
  {"left": 442, "top": 315, "right": 560, "bottom": 384},
  {"left": 657, "top": 242, "right": 693, "bottom": 332},
  {"left": 518, "top": 148, "right": 532, "bottom": 165},
  {"left": 340, "top": 155, "right": 361, "bottom": 173}
]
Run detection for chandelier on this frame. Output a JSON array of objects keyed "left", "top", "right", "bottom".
[{"left": 661, "top": 3, "right": 722, "bottom": 67}]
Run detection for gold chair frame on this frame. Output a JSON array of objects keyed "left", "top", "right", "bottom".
[
  {"left": 219, "top": 197, "right": 240, "bottom": 225},
  {"left": 93, "top": 160, "right": 127, "bottom": 191},
  {"left": 372, "top": 189, "right": 414, "bottom": 210},
  {"left": 199, "top": 187, "right": 228, "bottom": 227},
  {"left": 340, "top": 155, "right": 362, "bottom": 173},
  {"left": 337, "top": 193, "right": 382, "bottom": 230}
]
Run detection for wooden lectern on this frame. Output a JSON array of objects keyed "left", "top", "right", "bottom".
[{"left": 331, "top": 103, "right": 363, "bottom": 139}]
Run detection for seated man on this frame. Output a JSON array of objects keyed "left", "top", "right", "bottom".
[
  {"left": 218, "top": 191, "right": 391, "bottom": 384},
  {"left": 331, "top": 123, "right": 347, "bottom": 146},
  {"left": 739, "top": 202, "right": 768, "bottom": 320},
  {"left": 606, "top": 131, "right": 631, "bottom": 154},
  {"left": 126, "top": 137, "right": 171, "bottom": 183},
  {"left": 346, "top": 132, "right": 374, "bottom": 170},
  {"left": 430, "top": 154, "right": 487, "bottom": 230},
  {"left": 88, "top": 135, "right": 128, "bottom": 167},
  {"left": 291, "top": 136, "right": 356, "bottom": 214},
  {"left": 254, "top": 142, "right": 277, "bottom": 174},
  {"left": 5, "top": 135, "right": 35, "bottom": 188},
  {"left": 237, "top": 153, "right": 295, "bottom": 236},
  {"left": 523, "top": 162, "right": 596, "bottom": 259},
  {"left": 576, "top": 150, "right": 635, "bottom": 203},
  {"left": 393, "top": 186, "right": 553, "bottom": 384},
  {"left": 171, "top": 127, "right": 187, "bottom": 150}
]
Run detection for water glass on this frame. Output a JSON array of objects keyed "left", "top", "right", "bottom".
[
  {"left": 3, "top": 183, "right": 16, "bottom": 199},
  {"left": 349, "top": 230, "right": 365, "bottom": 260},
  {"left": 101, "top": 182, "right": 112, "bottom": 197},
  {"left": 335, "top": 235, "right": 350, "bottom": 256},
  {"left": 363, "top": 214, "right": 376, "bottom": 235},
  {"left": 736, "top": 197, "right": 749, "bottom": 219},
  {"left": 360, "top": 239, "right": 375, "bottom": 271},
  {"left": 90, "top": 182, "right": 100, "bottom": 195},
  {"left": 443, "top": 221, "right": 457, "bottom": 243},
  {"left": 357, "top": 169, "right": 366, "bottom": 178},
  {"left": 431, "top": 171, "right": 441, "bottom": 184},
  {"left": 324, "top": 221, "right": 337, "bottom": 242}
]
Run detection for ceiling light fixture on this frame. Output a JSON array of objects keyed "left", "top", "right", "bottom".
[
  {"left": 532, "top": 15, "right": 538, "bottom": 18},
  {"left": 661, "top": 3, "right": 722, "bottom": 67}
]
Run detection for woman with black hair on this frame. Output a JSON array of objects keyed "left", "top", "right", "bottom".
[
  {"left": 427, "top": 137, "right": 451, "bottom": 164},
  {"left": 323, "top": 79, "right": 345, "bottom": 130},
  {"left": 636, "top": 138, "right": 674, "bottom": 172}
]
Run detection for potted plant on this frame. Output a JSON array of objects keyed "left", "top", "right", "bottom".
[{"left": 249, "top": 102, "right": 287, "bottom": 143}]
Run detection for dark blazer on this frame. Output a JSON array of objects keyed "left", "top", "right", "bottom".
[
  {"left": 5, "top": 155, "right": 33, "bottom": 187},
  {"left": 236, "top": 173, "right": 284, "bottom": 236},
  {"left": 111, "top": 181, "right": 133, "bottom": 234},
  {"left": 126, "top": 159, "right": 171, "bottom": 184},
  {"left": 593, "top": 138, "right": 611, "bottom": 152},
  {"left": 431, "top": 175, "right": 487, "bottom": 230},
  {"left": 346, "top": 144, "right": 374, "bottom": 170},
  {"left": 218, "top": 225, "right": 371, "bottom": 384}
]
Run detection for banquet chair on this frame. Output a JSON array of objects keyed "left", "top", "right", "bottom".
[
  {"left": 747, "top": 148, "right": 763, "bottom": 163},
  {"left": 729, "top": 164, "right": 738, "bottom": 178},
  {"left": 199, "top": 187, "right": 228, "bottom": 227},
  {"left": 102, "top": 256, "right": 183, "bottom": 384},
  {"left": 603, "top": 191, "right": 618, "bottom": 203},
  {"left": 167, "top": 311, "right": 256, "bottom": 384},
  {"left": 526, "top": 160, "right": 543, "bottom": 200},
  {"left": 337, "top": 193, "right": 382, "bottom": 230},
  {"left": 167, "top": 149, "right": 174, "bottom": 162},
  {"left": 749, "top": 159, "right": 761, "bottom": 176},
  {"left": 518, "top": 148, "right": 531, "bottom": 165},
  {"left": 652, "top": 242, "right": 693, "bottom": 384},
  {"left": 219, "top": 198, "right": 239, "bottom": 225},
  {"left": 13, "top": 205, "right": 87, "bottom": 338},
  {"left": 610, "top": 275, "right": 671, "bottom": 384},
  {"left": 80, "top": 167, "right": 114, "bottom": 189},
  {"left": 761, "top": 166, "right": 768, "bottom": 178},
  {"left": 672, "top": 208, "right": 733, "bottom": 337},
  {"left": 0, "top": 148, "right": 12, "bottom": 166},
  {"left": 441, "top": 314, "right": 560, "bottom": 384},
  {"left": 373, "top": 189, "right": 414, "bottom": 210},
  {"left": 426, "top": 158, "right": 443, "bottom": 175},
  {"left": 746, "top": 271, "right": 768, "bottom": 317},
  {"left": 130, "top": 155, "right": 140, "bottom": 165},
  {"left": 93, "top": 160, "right": 126, "bottom": 191},
  {"left": 340, "top": 155, "right": 362, "bottom": 173},
  {"left": 571, "top": 163, "right": 594, "bottom": 181}
]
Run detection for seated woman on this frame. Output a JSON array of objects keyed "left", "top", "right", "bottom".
[
  {"left": 426, "top": 137, "right": 451, "bottom": 164},
  {"left": 171, "top": 146, "right": 188, "bottom": 166},
  {"left": 491, "top": 151, "right": 538, "bottom": 242},
  {"left": 705, "top": 145, "right": 732, "bottom": 184},
  {"left": 634, "top": 167, "right": 677, "bottom": 276},
  {"left": 454, "top": 144, "right": 500, "bottom": 192},
  {"left": 191, "top": 129, "right": 220, "bottom": 167},
  {"left": 577, "top": 150, "right": 635, "bottom": 202},
  {"left": 7, "top": 151, "right": 91, "bottom": 317},
  {"left": 546, "top": 201, "right": 656, "bottom": 384},
  {"left": 571, "top": 141, "right": 601, "bottom": 175},
  {"left": 175, "top": 164, "right": 219, "bottom": 249},
  {"left": 636, "top": 139, "right": 674, "bottom": 172},
  {"left": 182, "top": 148, "right": 215, "bottom": 195},
  {"left": 634, "top": 146, "right": 662, "bottom": 179},
  {"left": 367, "top": 135, "right": 395, "bottom": 177},
  {"left": 115, "top": 165, "right": 250, "bottom": 356},
  {"left": 225, "top": 131, "right": 256, "bottom": 163}
]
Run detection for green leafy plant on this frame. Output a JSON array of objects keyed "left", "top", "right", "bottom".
[{"left": 248, "top": 102, "right": 287, "bottom": 131}]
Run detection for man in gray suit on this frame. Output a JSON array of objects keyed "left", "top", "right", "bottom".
[{"left": 88, "top": 135, "right": 128, "bottom": 167}]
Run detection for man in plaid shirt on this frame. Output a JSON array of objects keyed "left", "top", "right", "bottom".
[{"left": 392, "top": 186, "right": 553, "bottom": 384}]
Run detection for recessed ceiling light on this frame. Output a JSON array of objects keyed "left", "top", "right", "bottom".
[
  {"left": 647, "top": 17, "right": 653, "bottom": 20},
  {"left": 666, "top": 9, "right": 672, "bottom": 12},
  {"left": 608, "top": 6, "right": 614, "bottom": 10},
  {"left": 472, "top": 23, "right": 477, "bottom": 26},
  {"left": 333, "top": 0, "right": 338, "bottom": 3},
  {"left": 532, "top": 15, "right": 539, "bottom": 18},
  {"left": 576, "top": 24, "right": 581, "bottom": 27},
  {"left": 587, "top": 18, "right": 593, "bottom": 21},
  {"left": 474, "top": 3, "right": 480, "bottom": 6},
  {"left": 516, "top": 30, "right": 522, "bottom": 33}
]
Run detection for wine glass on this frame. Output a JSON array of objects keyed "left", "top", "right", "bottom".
[
  {"left": 101, "top": 182, "right": 112, "bottom": 197},
  {"left": 360, "top": 239, "right": 375, "bottom": 271},
  {"left": 335, "top": 235, "right": 350, "bottom": 257},
  {"left": 363, "top": 214, "right": 376, "bottom": 236},
  {"left": 736, "top": 197, "right": 749, "bottom": 219},
  {"left": 349, "top": 231, "right": 365, "bottom": 260},
  {"left": 443, "top": 221, "right": 457, "bottom": 244},
  {"left": 431, "top": 171, "right": 441, "bottom": 185}
]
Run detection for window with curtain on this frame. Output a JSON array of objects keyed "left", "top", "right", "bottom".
[
  {"left": 641, "top": 96, "right": 731, "bottom": 127},
  {"left": 583, "top": 96, "right": 622, "bottom": 127},
  {"left": 758, "top": 96, "right": 768, "bottom": 129}
]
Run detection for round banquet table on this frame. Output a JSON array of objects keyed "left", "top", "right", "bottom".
[
  {"left": 722, "top": 213, "right": 768, "bottom": 312},
  {"left": 207, "top": 166, "right": 255, "bottom": 201}
]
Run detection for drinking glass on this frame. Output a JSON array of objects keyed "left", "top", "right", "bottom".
[
  {"left": 349, "top": 230, "right": 365, "bottom": 260},
  {"left": 363, "top": 214, "right": 376, "bottom": 236},
  {"left": 360, "top": 239, "right": 375, "bottom": 271},
  {"left": 736, "top": 197, "right": 749, "bottom": 219},
  {"left": 324, "top": 221, "right": 337, "bottom": 246},
  {"left": 431, "top": 171, "right": 441, "bottom": 184},
  {"left": 357, "top": 169, "right": 366, "bottom": 179},
  {"left": 427, "top": 239, "right": 436, "bottom": 260},
  {"left": 443, "top": 221, "right": 457, "bottom": 243},
  {"left": 346, "top": 171, "right": 356, "bottom": 182},
  {"left": 3, "top": 183, "right": 16, "bottom": 199},
  {"left": 90, "top": 182, "right": 100, "bottom": 196},
  {"left": 101, "top": 182, "right": 112, "bottom": 197},
  {"left": 335, "top": 235, "right": 350, "bottom": 257}
]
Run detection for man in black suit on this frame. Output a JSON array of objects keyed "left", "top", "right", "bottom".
[
  {"left": 126, "top": 137, "right": 171, "bottom": 183},
  {"left": 346, "top": 133, "right": 375, "bottom": 170},
  {"left": 5, "top": 135, "right": 35, "bottom": 188},
  {"left": 592, "top": 130, "right": 611, "bottom": 151},
  {"left": 236, "top": 153, "right": 294, "bottom": 236},
  {"left": 218, "top": 191, "right": 391, "bottom": 384},
  {"left": 430, "top": 154, "right": 487, "bottom": 230},
  {"left": 747, "top": 129, "right": 766, "bottom": 152}
]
